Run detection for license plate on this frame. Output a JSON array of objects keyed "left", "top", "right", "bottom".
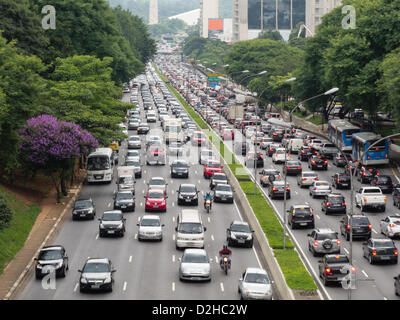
[
  {"left": 121, "top": 206, "right": 126, "bottom": 209},
  {"left": 80, "top": 214, "right": 86, "bottom": 217},
  {"left": 238, "top": 239, "right": 245, "bottom": 244},
  {"left": 317, "top": 165, "right": 323, "bottom": 168},
  {"left": 91, "top": 284, "right": 100, "bottom": 289},
  {"left": 341, "top": 184, "right": 348, "bottom": 186},
  {"left": 95, "top": 175, "right": 102, "bottom": 179},
  {"left": 185, "top": 199, "right": 191, "bottom": 202},
  {"left": 222, "top": 197, "right": 226, "bottom": 201},
  {"left": 178, "top": 172, "right": 182, "bottom": 175},
  {"left": 108, "top": 230, "right": 115, "bottom": 234},
  {"left": 300, "top": 223, "right": 307, "bottom": 226},
  {"left": 381, "top": 256, "right": 390, "bottom": 260},
  {"left": 153, "top": 205, "right": 158, "bottom": 208}
]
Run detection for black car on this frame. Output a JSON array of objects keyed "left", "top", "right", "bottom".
[
  {"left": 113, "top": 191, "right": 135, "bottom": 212},
  {"left": 268, "top": 181, "right": 291, "bottom": 200},
  {"left": 234, "top": 142, "right": 250, "bottom": 156},
  {"left": 394, "top": 186, "right": 400, "bottom": 209},
  {"left": 267, "top": 143, "right": 282, "bottom": 157},
  {"left": 78, "top": 258, "right": 115, "bottom": 293},
  {"left": 298, "top": 146, "right": 313, "bottom": 161},
  {"left": 170, "top": 160, "right": 189, "bottom": 178},
  {"left": 226, "top": 221, "right": 254, "bottom": 248},
  {"left": 357, "top": 166, "right": 379, "bottom": 184},
  {"left": 245, "top": 152, "right": 264, "bottom": 168},
  {"left": 321, "top": 193, "right": 346, "bottom": 215},
  {"left": 213, "top": 184, "right": 234, "bottom": 203},
  {"left": 259, "top": 169, "right": 281, "bottom": 187},
  {"left": 283, "top": 160, "right": 303, "bottom": 176},
  {"left": 177, "top": 184, "right": 199, "bottom": 206},
  {"left": 137, "top": 123, "right": 150, "bottom": 134},
  {"left": 308, "top": 155, "right": 328, "bottom": 170},
  {"left": 333, "top": 154, "right": 347, "bottom": 167},
  {"left": 370, "top": 175, "right": 394, "bottom": 194},
  {"left": 209, "top": 173, "right": 228, "bottom": 190},
  {"left": 72, "top": 198, "right": 96, "bottom": 220},
  {"left": 270, "top": 128, "right": 284, "bottom": 142},
  {"left": 331, "top": 172, "right": 351, "bottom": 189},
  {"left": 344, "top": 160, "right": 359, "bottom": 176},
  {"left": 98, "top": 210, "right": 126, "bottom": 237},
  {"left": 318, "top": 254, "right": 354, "bottom": 287},
  {"left": 362, "top": 238, "right": 398, "bottom": 264},
  {"left": 35, "top": 245, "right": 69, "bottom": 279},
  {"left": 340, "top": 214, "right": 371, "bottom": 241},
  {"left": 287, "top": 205, "right": 314, "bottom": 229}
]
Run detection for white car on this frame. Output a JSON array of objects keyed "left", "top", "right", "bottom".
[
  {"left": 297, "top": 171, "right": 319, "bottom": 188},
  {"left": 199, "top": 149, "right": 215, "bottom": 165},
  {"left": 137, "top": 215, "right": 164, "bottom": 241},
  {"left": 380, "top": 216, "right": 400, "bottom": 238},
  {"left": 238, "top": 268, "right": 273, "bottom": 300},
  {"left": 179, "top": 249, "right": 211, "bottom": 282},
  {"left": 272, "top": 148, "right": 288, "bottom": 164},
  {"left": 309, "top": 181, "right": 332, "bottom": 198}
]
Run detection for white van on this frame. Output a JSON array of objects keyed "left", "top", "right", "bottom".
[
  {"left": 288, "top": 138, "right": 304, "bottom": 154},
  {"left": 175, "top": 210, "right": 206, "bottom": 249}
]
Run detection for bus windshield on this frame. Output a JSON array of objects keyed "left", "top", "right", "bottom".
[{"left": 87, "top": 156, "right": 110, "bottom": 171}]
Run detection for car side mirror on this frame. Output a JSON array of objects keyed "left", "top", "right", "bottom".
[
  {"left": 98, "top": 218, "right": 102, "bottom": 221},
  {"left": 307, "top": 234, "right": 311, "bottom": 237},
  {"left": 239, "top": 277, "right": 243, "bottom": 281},
  {"left": 78, "top": 269, "right": 82, "bottom": 273},
  {"left": 136, "top": 223, "right": 139, "bottom": 226},
  {"left": 175, "top": 227, "right": 178, "bottom": 231},
  {"left": 162, "top": 224, "right": 165, "bottom": 227},
  {"left": 111, "top": 270, "right": 117, "bottom": 273},
  {"left": 204, "top": 227, "right": 207, "bottom": 232},
  {"left": 362, "top": 242, "right": 368, "bottom": 245},
  {"left": 318, "top": 260, "right": 322, "bottom": 263},
  {"left": 34, "top": 258, "right": 38, "bottom": 261}
]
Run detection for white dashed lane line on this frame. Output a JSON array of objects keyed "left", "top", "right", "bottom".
[
  {"left": 362, "top": 270, "right": 369, "bottom": 278},
  {"left": 129, "top": 256, "right": 133, "bottom": 263},
  {"left": 123, "top": 282, "right": 127, "bottom": 291},
  {"left": 220, "top": 283, "right": 224, "bottom": 292}
]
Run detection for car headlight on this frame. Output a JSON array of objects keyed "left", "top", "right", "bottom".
[
  {"left": 36, "top": 264, "right": 42, "bottom": 269},
  {"left": 100, "top": 224, "right": 105, "bottom": 229},
  {"left": 178, "top": 194, "right": 183, "bottom": 198},
  {"left": 104, "top": 277, "right": 112, "bottom": 284},
  {"left": 117, "top": 223, "right": 124, "bottom": 229},
  {"left": 56, "top": 262, "right": 63, "bottom": 269},
  {"left": 80, "top": 277, "right": 88, "bottom": 284},
  {"left": 231, "top": 233, "right": 237, "bottom": 239}
]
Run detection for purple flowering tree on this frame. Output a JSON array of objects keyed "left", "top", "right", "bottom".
[{"left": 18, "top": 115, "right": 98, "bottom": 202}]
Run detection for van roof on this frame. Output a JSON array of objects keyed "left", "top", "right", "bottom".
[{"left": 179, "top": 209, "right": 201, "bottom": 223}]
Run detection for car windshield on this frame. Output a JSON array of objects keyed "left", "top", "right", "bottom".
[
  {"left": 294, "top": 207, "right": 311, "bottom": 214},
  {"left": 148, "top": 191, "right": 164, "bottom": 199},
  {"left": 74, "top": 200, "right": 92, "bottom": 209},
  {"left": 352, "top": 217, "right": 369, "bottom": 225},
  {"left": 216, "top": 185, "right": 231, "bottom": 192},
  {"left": 116, "top": 193, "right": 132, "bottom": 200},
  {"left": 201, "top": 151, "right": 213, "bottom": 156},
  {"left": 303, "top": 173, "right": 317, "bottom": 177},
  {"left": 315, "top": 233, "right": 337, "bottom": 240},
  {"left": 118, "top": 177, "right": 133, "bottom": 184},
  {"left": 87, "top": 156, "right": 110, "bottom": 171},
  {"left": 329, "top": 196, "right": 343, "bottom": 204},
  {"left": 83, "top": 262, "right": 110, "bottom": 273},
  {"left": 207, "top": 162, "right": 221, "bottom": 168},
  {"left": 129, "top": 137, "right": 140, "bottom": 142},
  {"left": 373, "top": 241, "right": 394, "bottom": 248},
  {"left": 213, "top": 174, "right": 226, "bottom": 180},
  {"left": 126, "top": 161, "right": 140, "bottom": 167},
  {"left": 178, "top": 223, "right": 203, "bottom": 234},
  {"left": 182, "top": 253, "right": 208, "bottom": 263},
  {"left": 276, "top": 149, "right": 285, "bottom": 154},
  {"left": 326, "top": 256, "right": 349, "bottom": 264},
  {"left": 173, "top": 161, "right": 188, "bottom": 167},
  {"left": 231, "top": 224, "right": 251, "bottom": 233},
  {"left": 180, "top": 185, "right": 196, "bottom": 192},
  {"left": 150, "top": 179, "right": 165, "bottom": 186},
  {"left": 245, "top": 273, "right": 269, "bottom": 284},
  {"left": 141, "top": 218, "right": 160, "bottom": 227},
  {"left": 377, "top": 176, "right": 391, "bottom": 183},
  {"left": 38, "top": 250, "right": 63, "bottom": 260},
  {"left": 170, "top": 143, "right": 182, "bottom": 148},
  {"left": 102, "top": 213, "right": 122, "bottom": 221}
]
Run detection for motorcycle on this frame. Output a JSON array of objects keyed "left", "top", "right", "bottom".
[
  {"left": 205, "top": 198, "right": 212, "bottom": 213},
  {"left": 220, "top": 255, "right": 231, "bottom": 275}
]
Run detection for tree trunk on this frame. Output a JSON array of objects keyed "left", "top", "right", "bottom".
[{"left": 50, "top": 173, "right": 61, "bottom": 203}]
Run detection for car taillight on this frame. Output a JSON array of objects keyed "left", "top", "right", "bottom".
[
  {"left": 314, "top": 241, "right": 318, "bottom": 246},
  {"left": 351, "top": 266, "right": 356, "bottom": 273},
  {"left": 324, "top": 160, "right": 328, "bottom": 164},
  {"left": 298, "top": 166, "right": 302, "bottom": 169},
  {"left": 343, "top": 202, "right": 346, "bottom": 206},
  {"left": 384, "top": 196, "right": 387, "bottom": 201},
  {"left": 314, "top": 187, "right": 317, "bottom": 190},
  {"left": 346, "top": 224, "right": 350, "bottom": 231},
  {"left": 368, "top": 224, "right": 372, "bottom": 230},
  {"left": 325, "top": 268, "right": 331, "bottom": 275},
  {"left": 312, "top": 160, "right": 316, "bottom": 164},
  {"left": 286, "top": 187, "right": 290, "bottom": 191},
  {"left": 372, "top": 249, "right": 377, "bottom": 256},
  {"left": 315, "top": 177, "right": 319, "bottom": 180},
  {"left": 302, "top": 177, "right": 306, "bottom": 181},
  {"left": 337, "top": 179, "right": 340, "bottom": 183},
  {"left": 389, "top": 223, "right": 395, "bottom": 227},
  {"left": 364, "top": 197, "right": 367, "bottom": 202},
  {"left": 272, "top": 187, "right": 277, "bottom": 191},
  {"left": 326, "top": 202, "right": 331, "bottom": 207},
  {"left": 337, "top": 240, "right": 341, "bottom": 245},
  {"left": 394, "top": 249, "right": 398, "bottom": 255},
  {"left": 363, "top": 172, "right": 366, "bottom": 176}
]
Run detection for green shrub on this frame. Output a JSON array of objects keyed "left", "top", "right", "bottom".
[{"left": 0, "top": 195, "right": 13, "bottom": 230}]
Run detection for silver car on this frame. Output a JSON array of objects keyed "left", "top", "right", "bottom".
[
  {"left": 146, "top": 145, "right": 166, "bottom": 165},
  {"left": 380, "top": 216, "right": 400, "bottom": 238},
  {"left": 137, "top": 215, "right": 164, "bottom": 241},
  {"left": 168, "top": 142, "right": 184, "bottom": 156},
  {"left": 148, "top": 177, "right": 168, "bottom": 193},
  {"left": 179, "top": 249, "right": 211, "bottom": 282},
  {"left": 309, "top": 181, "right": 332, "bottom": 198},
  {"left": 238, "top": 268, "right": 273, "bottom": 300},
  {"left": 297, "top": 171, "right": 319, "bottom": 188},
  {"left": 307, "top": 228, "right": 341, "bottom": 256},
  {"left": 128, "top": 136, "right": 141, "bottom": 149},
  {"left": 126, "top": 150, "right": 140, "bottom": 158}
]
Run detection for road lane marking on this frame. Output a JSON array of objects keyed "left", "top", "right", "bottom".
[
  {"left": 140, "top": 202, "right": 143, "bottom": 207},
  {"left": 73, "top": 283, "right": 78, "bottom": 292},
  {"left": 343, "top": 248, "right": 349, "bottom": 255},
  {"left": 172, "top": 190, "right": 175, "bottom": 194},
  {"left": 172, "top": 216, "right": 175, "bottom": 222},
  {"left": 208, "top": 217, "right": 211, "bottom": 223},
  {"left": 220, "top": 282, "right": 224, "bottom": 292},
  {"left": 137, "top": 216, "right": 141, "bottom": 222},
  {"left": 107, "top": 203, "right": 111, "bottom": 208},
  {"left": 96, "top": 233, "right": 99, "bottom": 240},
  {"left": 129, "top": 256, "right": 133, "bottom": 263},
  {"left": 316, "top": 214, "right": 320, "bottom": 220},
  {"left": 123, "top": 282, "right": 127, "bottom": 291},
  {"left": 172, "top": 282, "right": 175, "bottom": 292},
  {"left": 372, "top": 229, "right": 377, "bottom": 234},
  {"left": 198, "top": 180, "right": 201, "bottom": 184},
  {"left": 134, "top": 233, "right": 138, "bottom": 240},
  {"left": 215, "top": 256, "right": 219, "bottom": 264},
  {"left": 173, "top": 234, "right": 176, "bottom": 241},
  {"left": 362, "top": 270, "right": 369, "bottom": 278},
  {"left": 172, "top": 255, "right": 175, "bottom": 262},
  {"left": 172, "top": 202, "right": 175, "bottom": 207},
  {"left": 211, "top": 235, "right": 214, "bottom": 241}
]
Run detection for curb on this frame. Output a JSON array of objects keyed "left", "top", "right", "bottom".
[{"left": 3, "top": 182, "right": 83, "bottom": 300}]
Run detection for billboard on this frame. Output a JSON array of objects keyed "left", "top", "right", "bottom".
[{"left": 208, "top": 18, "right": 223, "bottom": 39}]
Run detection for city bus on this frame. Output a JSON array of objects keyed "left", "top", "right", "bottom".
[
  {"left": 328, "top": 119, "right": 361, "bottom": 152},
  {"left": 86, "top": 148, "right": 115, "bottom": 183},
  {"left": 351, "top": 132, "right": 390, "bottom": 166}
]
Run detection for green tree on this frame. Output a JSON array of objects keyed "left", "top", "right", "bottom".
[{"left": 258, "top": 29, "right": 283, "bottom": 41}]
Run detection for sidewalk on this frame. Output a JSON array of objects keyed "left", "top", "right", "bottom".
[{"left": 0, "top": 176, "right": 83, "bottom": 300}]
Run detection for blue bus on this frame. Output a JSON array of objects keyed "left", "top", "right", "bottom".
[
  {"left": 351, "top": 132, "right": 390, "bottom": 166},
  {"left": 328, "top": 119, "right": 361, "bottom": 152}
]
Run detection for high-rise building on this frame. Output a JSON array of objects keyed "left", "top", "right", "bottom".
[
  {"left": 149, "top": 0, "right": 159, "bottom": 25},
  {"left": 232, "top": 0, "right": 248, "bottom": 42},
  {"left": 200, "top": 0, "right": 219, "bottom": 38},
  {"left": 248, "top": 0, "right": 305, "bottom": 32},
  {"left": 306, "top": 0, "right": 342, "bottom": 35}
]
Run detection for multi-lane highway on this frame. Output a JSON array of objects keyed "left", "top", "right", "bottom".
[
  {"left": 17, "top": 68, "right": 271, "bottom": 300},
  {"left": 156, "top": 54, "right": 400, "bottom": 300}
]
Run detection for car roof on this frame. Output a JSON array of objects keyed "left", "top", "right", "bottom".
[
  {"left": 232, "top": 220, "right": 249, "bottom": 226},
  {"left": 40, "top": 245, "right": 64, "bottom": 251},
  {"left": 85, "top": 258, "right": 109, "bottom": 264},
  {"left": 148, "top": 188, "right": 164, "bottom": 193},
  {"left": 183, "top": 248, "right": 206, "bottom": 255},
  {"left": 245, "top": 267, "right": 267, "bottom": 275},
  {"left": 141, "top": 215, "right": 160, "bottom": 220},
  {"left": 315, "top": 228, "right": 336, "bottom": 234}
]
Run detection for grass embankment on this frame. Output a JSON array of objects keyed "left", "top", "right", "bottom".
[
  {"left": 154, "top": 64, "right": 317, "bottom": 291},
  {"left": 308, "top": 114, "right": 324, "bottom": 126},
  {"left": 0, "top": 187, "right": 41, "bottom": 275}
]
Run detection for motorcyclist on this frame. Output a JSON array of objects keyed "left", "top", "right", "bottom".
[
  {"left": 219, "top": 245, "right": 232, "bottom": 268},
  {"left": 204, "top": 192, "right": 213, "bottom": 210}
]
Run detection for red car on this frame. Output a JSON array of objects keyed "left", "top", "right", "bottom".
[
  {"left": 191, "top": 131, "right": 207, "bottom": 146},
  {"left": 203, "top": 160, "right": 224, "bottom": 179},
  {"left": 221, "top": 129, "right": 234, "bottom": 140},
  {"left": 144, "top": 189, "right": 167, "bottom": 212}
]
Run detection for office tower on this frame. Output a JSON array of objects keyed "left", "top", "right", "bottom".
[
  {"left": 149, "top": 0, "right": 159, "bottom": 25},
  {"left": 306, "top": 0, "right": 342, "bottom": 35},
  {"left": 232, "top": 0, "right": 248, "bottom": 42},
  {"left": 200, "top": 0, "right": 219, "bottom": 38}
]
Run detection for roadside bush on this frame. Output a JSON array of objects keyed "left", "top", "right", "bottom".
[{"left": 0, "top": 195, "right": 13, "bottom": 230}]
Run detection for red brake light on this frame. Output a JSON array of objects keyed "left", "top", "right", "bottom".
[
  {"left": 324, "top": 160, "right": 328, "bottom": 164},
  {"left": 326, "top": 202, "right": 331, "bottom": 207},
  {"left": 336, "top": 240, "right": 341, "bottom": 245},
  {"left": 372, "top": 249, "right": 377, "bottom": 256},
  {"left": 315, "top": 177, "right": 319, "bottom": 180},
  {"left": 272, "top": 187, "right": 277, "bottom": 191},
  {"left": 343, "top": 202, "right": 346, "bottom": 206},
  {"left": 394, "top": 249, "right": 398, "bottom": 255},
  {"left": 314, "top": 241, "right": 318, "bottom": 246},
  {"left": 389, "top": 223, "right": 395, "bottom": 227},
  {"left": 325, "top": 268, "right": 331, "bottom": 275},
  {"left": 346, "top": 224, "right": 351, "bottom": 231}
]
